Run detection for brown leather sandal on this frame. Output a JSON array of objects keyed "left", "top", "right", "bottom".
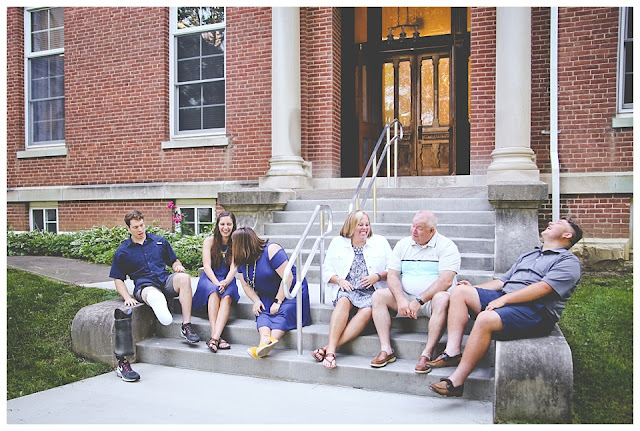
[
  {"left": 218, "top": 338, "right": 231, "bottom": 349},
  {"left": 311, "top": 347, "right": 326, "bottom": 362},
  {"left": 207, "top": 338, "right": 219, "bottom": 353}
]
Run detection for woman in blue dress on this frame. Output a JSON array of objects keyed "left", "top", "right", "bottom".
[
  {"left": 192, "top": 211, "right": 239, "bottom": 352},
  {"left": 233, "top": 227, "right": 310, "bottom": 358}
]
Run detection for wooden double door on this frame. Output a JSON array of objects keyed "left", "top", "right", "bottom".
[{"left": 381, "top": 51, "right": 452, "bottom": 176}]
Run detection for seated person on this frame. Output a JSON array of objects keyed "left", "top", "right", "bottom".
[
  {"left": 429, "top": 218, "right": 582, "bottom": 397},
  {"left": 192, "top": 211, "right": 239, "bottom": 352},
  {"left": 233, "top": 227, "right": 310, "bottom": 358},
  {"left": 312, "top": 210, "right": 393, "bottom": 369}
]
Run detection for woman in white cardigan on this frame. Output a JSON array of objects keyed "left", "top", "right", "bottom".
[{"left": 311, "top": 210, "right": 393, "bottom": 369}]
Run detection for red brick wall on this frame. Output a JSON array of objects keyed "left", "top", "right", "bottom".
[
  {"left": 531, "top": 8, "right": 551, "bottom": 173},
  {"left": 554, "top": 7, "right": 633, "bottom": 173},
  {"left": 7, "top": 203, "right": 30, "bottom": 232},
  {"left": 300, "top": 7, "right": 342, "bottom": 178},
  {"left": 58, "top": 200, "right": 174, "bottom": 231},
  {"left": 539, "top": 195, "right": 632, "bottom": 239},
  {"left": 469, "top": 7, "right": 496, "bottom": 174},
  {"left": 6, "top": 8, "right": 26, "bottom": 185}
]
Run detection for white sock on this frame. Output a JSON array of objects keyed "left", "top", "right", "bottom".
[{"left": 145, "top": 289, "right": 173, "bottom": 325}]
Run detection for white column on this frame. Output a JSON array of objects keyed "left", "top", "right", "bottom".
[
  {"left": 260, "top": 7, "right": 311, "bottom": 189},
  {"left": 487, "top": 7, "right": 539, "bottom": 183}
]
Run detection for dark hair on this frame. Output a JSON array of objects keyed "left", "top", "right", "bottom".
[
  {"left": 231, "top": 227, "right": 268, "bottom": 267},
  {"left": 565, "top": 217, "right": 583, "bottom": 248},
  {"left": 124, "top": 210, "right": 144, "bottom": 227},
  {"left": 210, "top": 211, "right": 237, "bottom": 269}
]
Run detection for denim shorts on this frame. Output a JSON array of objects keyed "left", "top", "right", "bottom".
[
  {"left": 133, "top": 273, "right": 178, "bottom": 303},
  {"left": 475, "top": 288, "right": 556, "bottom": 340}
]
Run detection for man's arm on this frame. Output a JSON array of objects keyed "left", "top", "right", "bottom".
[
  {"left": 485, "top": 281, "right": 553, "bottom": 311},
  {"left": 457, "top": 278, "right": 505, "bottom": 291},
  {"left": 172, "top": 259, "right": 185, "bottom": 273},
  {"left": 114, "top": 278, "right": 139, "bottom": 307}
]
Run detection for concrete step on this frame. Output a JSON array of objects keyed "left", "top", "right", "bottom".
[
  {"left": 274, "top": 209, "right": 496, "bottom": 225},
  {"left": 284, "top": 197, "right": 495, "bottom": 212},
  {"left": 265, "top": 221, "right": 495, "bottom": 239},
  {"left": 159, "top": 313, "right": 492, "bottom": 364},
  {"left": 136, "top": 333, "right": 494, "bottom": 401}
]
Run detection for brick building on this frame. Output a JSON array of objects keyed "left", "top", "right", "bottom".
[{"left": 5, "top": 7, "right": 633, "bottom": 261}]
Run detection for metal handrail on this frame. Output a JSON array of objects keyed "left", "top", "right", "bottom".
[
  {"left": 349, "top": 120, "right": 403, "bottom": 221},
  {"left": 282, "top": 204, "right": 333, "bottom": 355}
]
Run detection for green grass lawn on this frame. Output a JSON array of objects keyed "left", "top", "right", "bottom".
[
  {"left": 6, "top": 268, "right": 633, "bottom": 423},
  {"left": 6, "top": 268, "right": 120, "bottom": 399},
  {"left": 558, "top": 273, "right": 633, "bottom": 424}
]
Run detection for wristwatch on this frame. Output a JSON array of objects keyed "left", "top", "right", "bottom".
[
  {"left": 274, "top": 298, "right": 281, "bottom": 304},
  {"left": 415, "top": 297, "right": 425, "bottom": 305}
]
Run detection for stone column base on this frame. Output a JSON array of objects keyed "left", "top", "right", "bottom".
[{"left": 259, "top": 156, "right": 312, "bottom": 190}]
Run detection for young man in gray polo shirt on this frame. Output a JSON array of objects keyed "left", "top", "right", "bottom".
[
  {"left": 369, "top": 210, "right": 461, "bottom": 368},
  {"left": 429, "top": 218, "right": 582, "bottom": 397}
]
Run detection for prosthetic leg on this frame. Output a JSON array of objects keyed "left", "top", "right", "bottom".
[{"left": 114, "top": 308, "right": 140, "bottom": 382}]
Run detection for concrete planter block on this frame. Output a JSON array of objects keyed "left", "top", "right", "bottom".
[
  {"left": 71, "top": 299, "right": 155, "bottom": 366},
  {"left": 217, "top": 189, "right": 295, "bottom": 234},
  {"left": 493, "top": 325, "right": 573, "bottom": 423}
]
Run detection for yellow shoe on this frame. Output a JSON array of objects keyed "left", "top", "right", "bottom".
[
  {"left": 247, "top": 347, "right": 259, "bottom": 359},
  {"left": 256, "top": 338, "right": 279, "bottom": 358}
]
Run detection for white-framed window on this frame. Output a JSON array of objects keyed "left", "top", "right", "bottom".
[
  {"left": 24, "top": 7, "right": 65, "bottom": 148},
  {"left": 178, "top": 206, "right": 214, "bottom": 235},
  {"left": 169, "top": 7, "right": 226, "bottom": 139},
  {"left": 30, "top": 207, "right": 59, "bottom": 233},
  {"left": 617, "top": 7, "right": 633, "bottom": 115}
]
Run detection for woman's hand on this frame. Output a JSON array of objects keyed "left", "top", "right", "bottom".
[
  {"left": 270, "top": 301, "right": 281, "bottom": 314},
  {"left": 359, "top": 274, "right": 378, "bottom": 288},
  {"left": 252, "top": 299, "right": 265, "bottom": 316},
  {"left": 337, "top": 278, "right": 355, "bottom": 291},
  {"left": 218, "top": 279, "right": 227, "bottom": 294}
]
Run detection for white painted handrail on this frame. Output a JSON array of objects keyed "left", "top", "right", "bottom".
[
  {"left": 349, "top": 120, "right": 403, "bottom": 221},
  {"left": 282, "top": 204, "right": 333, "bottom": 355}
]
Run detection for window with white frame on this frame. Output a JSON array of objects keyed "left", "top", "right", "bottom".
[
  {"left": 25, "top": 7, "right": 65, "bottom": 147},
  {"left": 31, "top": 208, "right": 58, "bottom": 233},
  {"left": 618, "top": 7, "right": 633, "bottom": 114},
  {"left": 170, "top": 7, "right": 226, "bottom": 137},
  {"left": 178, "top": 206, "right": 214, "bottom": 235}
]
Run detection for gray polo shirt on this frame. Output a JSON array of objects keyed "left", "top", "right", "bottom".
[{"left": 499, "top": 245, "right": 582, "bottom": 321}]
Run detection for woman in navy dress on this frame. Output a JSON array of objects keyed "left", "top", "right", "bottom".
[
  {"left": 233, "top": 227, "right": 310, "bottom": 358},
  {"left": 192, "top": 211, "right": 239, "bottom": 352}
]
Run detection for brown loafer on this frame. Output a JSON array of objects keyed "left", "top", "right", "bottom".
[
  {"left": 414, "top": 355, "right": 432, "bottom": 374},
  {"left": 426, "top": 352, "right": 462, "bottom": 368},
  {"left": 370, "top": 350, "right": 396, "bottom": 368},
  {"left": 429, "top": 378, "right": 464, "bottom": 397}
]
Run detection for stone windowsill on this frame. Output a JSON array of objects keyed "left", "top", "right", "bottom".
[
  {"left": 612, "top": 115, "right": 633, "bottom": 128},
  {"left": 17, "top": 145, "right": 67, "bottom": 159},
  {"left": 161, "top": 135, "right": 229, "bottom": 150}
]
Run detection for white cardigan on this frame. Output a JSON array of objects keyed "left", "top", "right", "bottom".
[{"left": 322, "top": 234, "right": 393, "bottom": 302}]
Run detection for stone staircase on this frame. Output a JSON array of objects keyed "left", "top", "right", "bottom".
[{"left": 135, "top": 185, "right": 498, "bottom": 403}]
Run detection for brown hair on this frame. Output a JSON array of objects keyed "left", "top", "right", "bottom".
[
  {"left": 231, "top": 227, "right": 268, "bottom": 267},
  {"left": 210, "top": 211, "right": 237, "bottom": 269},
  {"left": 339, "top": 210, "right": 373, "bottom": 239},
  {"left": 565, "top": 217, "right": 583, "bottom": 248},
  {"left": 124, "top": 210, "right": 144, "bottom": 227}
]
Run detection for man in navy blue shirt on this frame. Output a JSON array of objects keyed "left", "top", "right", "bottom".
[
  {"left": 428, "top": 218, "right": 583, "bottom": 397},
  {"left": 110, "top": 210, "right": 200, "bottom": 381}
]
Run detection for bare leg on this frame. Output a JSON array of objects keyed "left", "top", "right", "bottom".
[
  {"left": 371, "top": 288, "right": 398, "bottom": 353},
  {"left": 326, "top": 297, "right": 352, "bottom": 354},
  {"left": 212, "top": 295, "right": 232, "bottom": 340},
  {"left": 443, "top": 284, "right": 482, "bottom": 357},
  {"left": 207, "top": 293, "right": 220, "bottom": 338},
  {"left": 173, "top": 273, "right": 193, "bottom": 324},
  {"left": 420, "top": 291, "right": 449, "bottom": 358},
  {"left": 336, "top": 307, "right": 372, "bottom": 347},
  {"left": 447, "top": 310, "right": 503, "bottom": 387}
]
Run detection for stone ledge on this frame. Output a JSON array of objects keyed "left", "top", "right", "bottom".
[
  {"left": 494, "top": 325, "right": 572, "bottom": 423},
  {"left": 71, "top": 298, "right": 155, "bottom": 367}
]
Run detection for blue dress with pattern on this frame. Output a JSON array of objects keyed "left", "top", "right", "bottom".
[
  {"left": 334, "top": 245, "right": 375, "bottom": 308},
  {"left": 192, "top": 244, "right": 240, "bottom": 314},
  {"left": 237, "top": 242, "right": 310, "bottom": 331}
]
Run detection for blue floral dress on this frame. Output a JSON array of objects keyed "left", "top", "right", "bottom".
[{"left": 334, "top": 245, "right": 375, "bottom": 308}]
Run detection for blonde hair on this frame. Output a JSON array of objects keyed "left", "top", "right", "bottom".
[{"left": 339, "top": 210, "right": 373, "bottom": 239}]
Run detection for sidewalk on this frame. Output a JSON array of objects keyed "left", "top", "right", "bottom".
[{"left": 6, "top": 255, "right": 493, "bottom": 424}]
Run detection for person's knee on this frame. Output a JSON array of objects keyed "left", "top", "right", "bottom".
[
  {"left": 371, "top": 289, "right": 391, "bottom": 308},
  {"left": 474, "top": 310, "right": 502, "bottom": 332},
  {"left": 431, "top": 291, "right": 450, "bottom": 314}
]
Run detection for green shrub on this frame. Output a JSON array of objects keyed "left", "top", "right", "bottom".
[{"left": 7, "top": 224, "right": 209, "bottom": 273}]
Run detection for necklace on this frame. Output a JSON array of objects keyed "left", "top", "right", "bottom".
[{"left": 246, "top": 261, "right": 257, "bottom": 289}]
